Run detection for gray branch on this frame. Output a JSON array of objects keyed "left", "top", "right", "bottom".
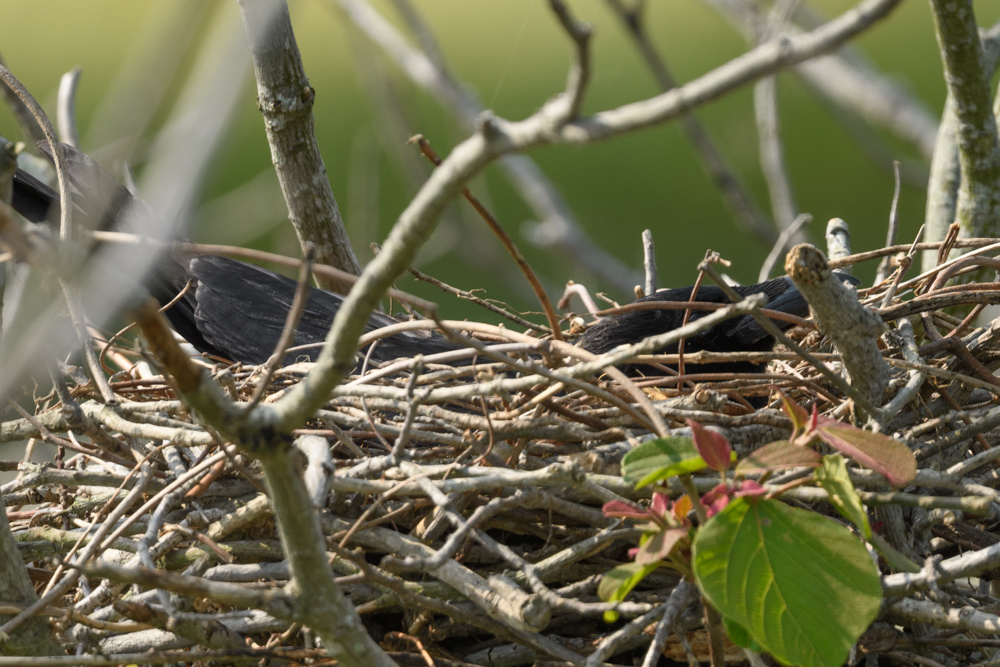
[
  {"left": 784, "top": 244, "right": 888, "bottom": 407},
  {"left": 237, "top": 0, "right": 361, "bottom": 292},
  {"left": 928, "top": 0, "right": 1000, "bottom": 254}
]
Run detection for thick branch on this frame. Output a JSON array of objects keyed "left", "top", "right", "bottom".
[
  {"left": 237, "top": 0, "right": 361, "bottom": 291},
  {"left": 0, "top": 496, "right": 64, "bottom": 656},
  {"left": 929, "top": 0, "right": 1000, "bottom": 243},
  {"left": 785, "top": 244, "right": 888, "bottom": 407}
]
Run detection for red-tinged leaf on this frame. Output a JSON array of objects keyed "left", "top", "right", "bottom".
[
  {"left": 734, "top": 440, "right": 822, "bottom": 476},
  {"left": 815, "top": 417, "right": 917, "bottom": 487},
  {"left": 733, "top": 480, "right": 767, "bottom": 498},
  {"left": 635, "top": 527, "right": 689, "bottom": 565},
  {"left": 650, "top": 492, "right": 670, "bottom": 518},
  {"left": 603, "top": 500, "right": 649, "bottom": 520},
  {"left": 701, "top": 483, "right": 732, "bottom": 518},
  {"left": 809, "top": 404, "right": 819, "bottom": 433},
  {"left": 774, "top": 388, "right": 810, "bottom": 433},
  {"left": 687, "top": 419, "right": 732, "bottom": 472}
]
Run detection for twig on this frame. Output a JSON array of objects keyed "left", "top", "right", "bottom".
[
  {"left": 753, "top": 0, "right": 799, "bottom": 238},
  {"left": 410, "top": 136, "right": 563, "bottom": 340},
  {"left": 247, "top": 245, "right": 316, "bottom": 407},
  {"left": 641, "top": 229, "right": 657, "bottom": 296},
  {"left": 57, "top": 66, "right": 82, "bottom": 149},
  {"left": 700, "top": 0, "right": 938, "bottom": 160},
  {"left": 606, "top": 0, "right": 775, "bottom": 244},
  {"left": 407, "top": 263, "right": 549, "bottom": 333},
  {"left": 700, "top": 256, "right": 883, "bottom": 419},
  {"left": 336, "top": 0, "right": 640, "bottom": 293},
  {"left": 758, "top": 212, "right": 811, "bottom": 281},
  {"left": 547, "top": 0, "right": 592, "bottom": 121},
  {"left": 640, "top": 580, "right": 696, "bottom": 667},
  {"left": 876, "top": 161, "right": 903, "bottom": 284},
  {"left": 825, "top": 217, "right": 852, "bottom": 264}
]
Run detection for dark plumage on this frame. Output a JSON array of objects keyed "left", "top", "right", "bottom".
[
  {"left": 11, "top": 144, "right": 853, "bottom": 384},
  {"left": 579, "top": 276, "right": 857, "bottom": 378},
  {"left": 11, "top": 148, "right": 457, "bottom": 366},
  {"left": 147, "top": 253, "right": 458, "bottom": 364}
]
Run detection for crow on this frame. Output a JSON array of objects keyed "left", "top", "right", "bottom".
[
  {"left": 10, "top": 144, "right": 847, "bottom": 381},
  {"left": 577, "top": 278, "right": 847, "bottom": 378},
  {"left": 10, "top": 147, "right": 456, "bottom": 366}
]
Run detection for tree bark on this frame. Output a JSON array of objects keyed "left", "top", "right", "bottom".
[
  {"left": 238, "top": 0, "right": 361, "bottom": 293},
  {"left": 0, "top": 495, "right": 64, "bottom": 656}
]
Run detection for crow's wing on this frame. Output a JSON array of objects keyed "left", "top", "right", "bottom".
[
  {"left": 181, "top": 255, "right": 457, "bottom": 365},
  {"left": 727, "top": 273, "right": 859, "bottom": 345}
]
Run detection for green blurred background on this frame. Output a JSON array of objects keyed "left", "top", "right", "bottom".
[{"left": 2, "top": 0, "right": 999, "bottom": 320}]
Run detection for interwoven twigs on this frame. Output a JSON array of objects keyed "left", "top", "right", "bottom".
[{"left": 5, "top": 264, "right": 1000, "bottom": 663}]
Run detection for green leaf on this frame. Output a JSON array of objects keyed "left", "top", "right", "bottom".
[
  {"left": 598, "top": 562, "right": 659, "bottom": 623},
  {"left": 622, "top": 436, "right": 710, "bottom": 488},
  {"left": 815, "top": 417, "right": 916, "bottom": 487},
  {"left": 723, "top": 616, "right": 763, "bottom": 652},
  {"left": 734, "top": 440, "right": 822, "bottom": 476},
  {"left": 815, "top": 454, "right": 871, "bottom": 539},
  {"left": 775, "top": 389, "right": 811, "bottom": 433},
  {"left": 692, "top": 498, "right": 882, "bottom": 667}
]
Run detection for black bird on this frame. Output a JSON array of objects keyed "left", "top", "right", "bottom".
[
  {"left": 577, "top": 279, "right": 839, "bottom": 378},
  {"left": 10, "top": 144, "right": 849, "bottom": 380},
  {"left": 11, "top": 147, "right": 458, "bottom": 366}
]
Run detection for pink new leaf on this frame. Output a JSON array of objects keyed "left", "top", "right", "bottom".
[
  {"left": 700, "top": 483, "right": 732, "bottom": 518},
  {"left": 650, "top": 492, "right": 671, "bottom": 518},
  {"left": 634, "top": 528, "right": 688, "bottom": 565},
  {"left": 815, "top": 417, "right": 917, "bottom": 487},
  {"left": 733, "top": 480, "right": 767, "bottom": 498},
  {"left": 687, "top": 419, "right": 732, "bottom": 472},
  {"left": 603, "top": 500, "right": 649, "bottom": 520}
]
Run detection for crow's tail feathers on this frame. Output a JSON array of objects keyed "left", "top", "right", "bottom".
[{"left": 10, "top": 144, "right": 462, "bottom": 368}]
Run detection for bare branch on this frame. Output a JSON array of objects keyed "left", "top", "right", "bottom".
[
  {"left": 274, "top": 0, "right": 905, "bottom": 430},
  {"left": 754, "top": 0, "right": 799, "bottom": 236},
  {"left": 237, "top": 0, "right": 361, "bottom": 291},
  {"left": 928, "top": 0, "right": 1000, "bottom": 250},
  {"left": 337, "top": 0, "right": 640, "bottom": 293},
  {"left": 702, "top": 0, "right": 938, "bottom": 160},
  {"left": 758, "top": 213, "right": 811, "bottom": 282},
  {"left": 785, "top": 243, "right": 888, "bottom": 408},
  {"left": 547, "top": 0, "right": 593, "bottom": 120}
]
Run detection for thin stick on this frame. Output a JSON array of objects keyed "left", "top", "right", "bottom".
[
  {"left": 758, "top": 213, "right": 811, "bottom": 282},
  {"left": 876, "top": 160, "right": 903, "bottom": 284},
  {"left": 411, "top": 135, "right": 564, "bottom": 340},
  {"left": 641, "top": 229, "right": 657, "bottom": 296}
]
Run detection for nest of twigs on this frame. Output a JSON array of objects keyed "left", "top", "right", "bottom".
[{"left": 5, "top": 236, "right": 1000, "bottom": 666}]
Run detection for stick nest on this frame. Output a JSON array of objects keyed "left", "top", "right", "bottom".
[{"left": 5, "top": 241, "right": 1000, "bottom": 666}]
